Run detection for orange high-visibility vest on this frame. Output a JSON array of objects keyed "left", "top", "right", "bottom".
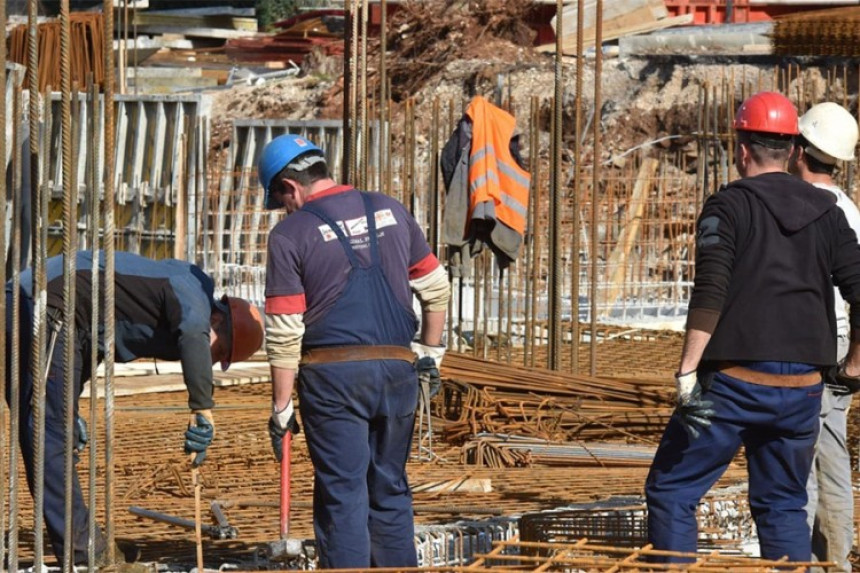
[{"left": 466, "top": 96, "right": 531, "bottom": 236}]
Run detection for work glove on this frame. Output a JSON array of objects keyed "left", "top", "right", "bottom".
[
  {"left": 269, "top": 400, "right": 300, "bottom": 463},
  {"left": 73, "top": 414, "right": 88, "bottom": 454},
  {"left": 829, "top": 360, "right": 860, "bottom": 396},
  {"left": 184, "top": 409, "right": 215, "bottom": 467},
  {"left": 674, "top": 371, "right": 715, "bottom": 440},
  {"left": 412, "top": 342, "right": 445, "bottom": 399}
]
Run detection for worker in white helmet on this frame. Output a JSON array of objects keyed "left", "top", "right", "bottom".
[{"left": 789, "top": 101, "right": 860, "bottom": 573}]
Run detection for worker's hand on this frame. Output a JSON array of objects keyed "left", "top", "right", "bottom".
[
  {"left": 412, "top": 342, "right": 445, "bottom": 399},
  {"left": 185, "top": 409, "right": 215, "bottom": 467},
  {"left": 674, "top": 371, "right": 715, "bottom": 440},
  {"left": 269, "top": 400, "right": 300, "bottom": 463},
  {"left": 73, "top": 414, "right": 88, "bottom": 454},
  {"left": 831, "top": 360, "right": 860, "bottom": 396}
]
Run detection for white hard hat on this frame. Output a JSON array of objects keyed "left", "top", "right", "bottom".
[{"left": 798, "top": 102, "right": 859, "bottom": 164}]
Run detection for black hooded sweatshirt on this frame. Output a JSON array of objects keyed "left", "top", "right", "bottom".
[{"left": 688, "top": 171, "right": 860, "bottom": 366}]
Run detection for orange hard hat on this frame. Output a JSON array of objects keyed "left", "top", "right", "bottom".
[
  {"left": 733, "top": 91, "right": 799, "bottom": 136},
  {"left": 220, "top": 295, "right": 264, "bottom": 371}
]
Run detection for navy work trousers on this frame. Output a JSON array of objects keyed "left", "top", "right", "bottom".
[
  {"left": 298, "top": 359, "right": 419, "bottom": 568},
  {"left": 645, "top": 366, "right": 821, "bottom": 563},
  {"left": 5, "top": 294, "right": 103, "bottom": 565}
]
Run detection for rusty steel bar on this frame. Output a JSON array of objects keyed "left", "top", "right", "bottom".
[
  {"left": 102, "top": 0, "right": 118, "bottom": 558},
  {"left": 589, "top": 0, "right": 603, "bottom": 377},
  {"left": 60, "top": 0, "right": 79, "bottom": 566},
  {"left": 341, "top": 1, "right": 352, "bottom": 184},
  {"left": 359, "top": 0, "right": 369, "bottom": 191},
  {"left": 571, "top": 0, "right": 585, "bottom": 375},
  {"left": 379, "top": 0, "right": 388, "bottom": 194},
  {"left": 7, "top": 83, "right": 24, "bottom": 573},
  {"left": 0, "top": 6, "right": 7, "bottom": 566},
  {"left": 27, "top": 0, "right": 49, "bottom": 565},
  {"left": 547, "top": 0, "right": 563, "bottom": 369},
  {"left": 349, "top": 0, "right": 360, "bottom": 185}
]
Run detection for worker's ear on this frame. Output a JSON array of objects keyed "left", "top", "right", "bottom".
[{"left": 210, "top": 308, "right": 226, "bottom": 331}]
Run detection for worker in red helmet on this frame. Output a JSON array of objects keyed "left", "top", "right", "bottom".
[
  {"left": 789, "top": 102, "right": 860, "bottom": 573},
  {"left": 645, "top": 91, "right": 860, "bottom": 564},
  {"left": 5, "top": 250, "right": 263, "bottom": 568},
  {"left": 258, "top": 134, "right": 450, "bottom": 568}
]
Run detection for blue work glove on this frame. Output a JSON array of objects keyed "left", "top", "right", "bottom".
[
  {"left": 184, "top": 410, "right": 215, "bottom": 467},
  {"left": 269, "top": 401, "right": 300, "bottom": 463},
  {"left": 674, "top": 371, "right": 715, "bottom": 440},
  {"left": 73, "top": 414, "right": 88, "bottom": 454},
  {"left": 412, "top": 342, "right": 445, "bottom": 399}
]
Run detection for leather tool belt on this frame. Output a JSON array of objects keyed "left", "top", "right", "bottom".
[
  {"left": 718, "top": 363, "right": 821, "bottom": 388},
  {"left": 300, "top": 345, "right": 416, "bottom": 366}
]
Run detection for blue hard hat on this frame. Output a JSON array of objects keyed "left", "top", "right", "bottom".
[{"left": 258, "top": 134, "right": 324, "bottom": 209}]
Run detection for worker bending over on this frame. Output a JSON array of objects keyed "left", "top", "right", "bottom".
[
  {"left": 645, "top": 92, "right": 860, "bottom": 563},
  {"left": 258, "top": 135, "right": 450, "bottom": 568},
  {"left": 5, "top": 250, "right": 264, "bottom": 567}
]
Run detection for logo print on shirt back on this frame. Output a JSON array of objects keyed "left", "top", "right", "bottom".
[{"left": 317, "top": 209, "right": 398, "bottom": 241}]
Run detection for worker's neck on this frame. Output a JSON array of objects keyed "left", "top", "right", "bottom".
[
  {"left": 801, "top": 170, "right": 835, "bottom": 187},
  {"left": 306, "top": 178, "right": 342, "bottom": 197},
  {"left": 742, "top": 164, "right": 785, "bottom": 178}
]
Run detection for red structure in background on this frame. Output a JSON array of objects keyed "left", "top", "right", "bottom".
[{"left": 662, "top": 0, "right": 826, "bottom": 24}]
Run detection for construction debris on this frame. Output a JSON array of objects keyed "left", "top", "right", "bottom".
[{"left": 225, "top": 10, "right": 345, "bottom": 66}]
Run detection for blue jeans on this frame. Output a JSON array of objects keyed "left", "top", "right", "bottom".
[{"left": 646, "top": 364, "right": 821, "bottom": 563}]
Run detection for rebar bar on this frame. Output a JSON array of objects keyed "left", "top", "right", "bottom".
[{"left": 102, "top": 0, "right": 118, "bottom": 557}]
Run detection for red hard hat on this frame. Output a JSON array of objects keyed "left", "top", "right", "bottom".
[
  {"left": 733, "top": 91, "right": 799, "bottom": 136},
  {"left": 220, "top": 295, "right": 264, "bottom": 371}
]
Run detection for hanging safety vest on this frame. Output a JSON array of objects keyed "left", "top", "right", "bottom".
[{"left": 466, "top": 96, "right": 531, "bottom": 237}]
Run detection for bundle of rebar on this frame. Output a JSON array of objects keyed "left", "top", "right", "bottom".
[
  {"left": 438, "top": 353, "right": 672, "bottom": 458},
  {"left": 8, "top": 12, "right": 105, "bottom": 91},
  {"left": 773, "top": 6, "right": 860, "bottom": 56}
]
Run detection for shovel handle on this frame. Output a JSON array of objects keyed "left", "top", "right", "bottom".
[{"left": 280, "top": 431, "right": 292, "bottom": 540}]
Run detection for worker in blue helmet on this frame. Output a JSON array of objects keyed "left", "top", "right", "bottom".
[
  {"left": 258, "top": 133, "right": 450, "bottom": 568},
  {"left": 258, "top": 134, "right": 327, "bottom": 211}
]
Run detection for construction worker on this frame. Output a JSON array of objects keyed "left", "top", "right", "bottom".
[
  {"left": 788, "top": 101, "right": 860, "bottom": 573},
  {"left": 258, "top": 134, "right": 450, "bottom": 568},
  {"left": 5, "top": 250, "right": 264, "bottom": 567},
  {"left": 645, "top": 91, "right": 860, "bottom": 563}
]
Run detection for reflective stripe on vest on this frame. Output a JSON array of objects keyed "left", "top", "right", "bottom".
[{"left": 466, "top": 96, "right": 531, "bottom": 235}]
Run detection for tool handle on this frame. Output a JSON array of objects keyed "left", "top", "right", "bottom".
[{"left": 280, "top": 431, "right": 292, "bottom": 540}]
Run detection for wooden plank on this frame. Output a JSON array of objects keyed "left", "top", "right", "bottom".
[
  {"left": 537, "top": 13, "right": 695, "bottom": 53},
  {"left": 602, "top": 158, "right": 659, "bottom": 315},
  {"left": 554, "top": 0, "right": 667, "bottom": 37},
  {"left": 81, "top": 363, "right": 271, "bottom": 398}
]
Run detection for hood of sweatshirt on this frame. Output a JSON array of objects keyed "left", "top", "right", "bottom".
[{"left": 733, "top": 171, "right": 836, "bottom": 233}]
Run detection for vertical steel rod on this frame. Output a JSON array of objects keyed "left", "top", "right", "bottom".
[
  {"left": 102, "top": 0, "right": 118, "bottom": 559},
  {"left": 548, "top": 0, "right": 564, "bottom": 370},
  {"left": 589, "top": 0, "right": 603, "bottom": 376}
]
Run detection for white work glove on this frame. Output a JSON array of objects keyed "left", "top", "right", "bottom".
[
  {"left": 674, "top": 371, "right": 715, "bottom": 440},
  {"left": 411, "top": 342, "right": 445, "bottom": 370},
  {"left": 412, "top": 342, "right": 445, "bottom": 399},
  {"left": 269, "top": 400, "right": 299, "bottom": 463},
  {"left": 675, "top": 371, "right": 698, "bottom": 405}
]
